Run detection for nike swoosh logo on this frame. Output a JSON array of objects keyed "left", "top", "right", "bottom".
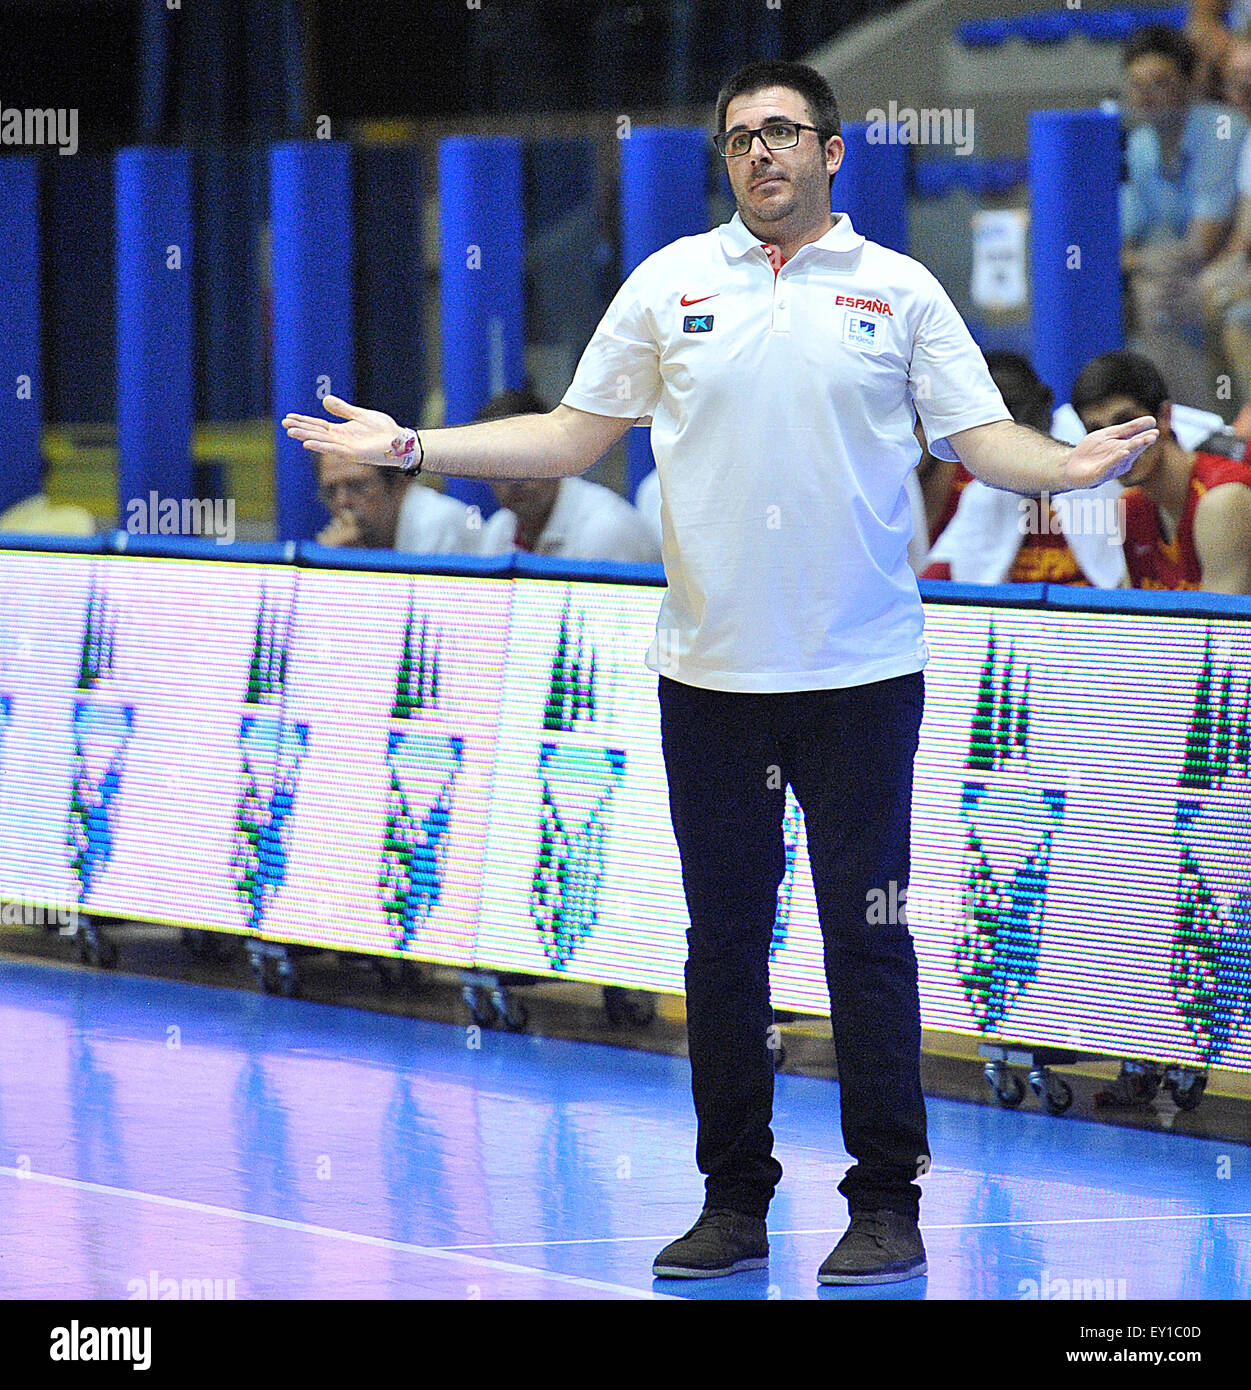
[{"left": 680, "top": 293, "right": 720, "bottom": 306}]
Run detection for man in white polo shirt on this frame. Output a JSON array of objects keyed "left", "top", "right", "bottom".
[{"left": 283, "top": 60, "right": 1157, "bottom": 1287}]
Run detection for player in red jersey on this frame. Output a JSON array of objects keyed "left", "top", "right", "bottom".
[{"left": 1072, "top": 351, "right": 1251, "bottom": 593}]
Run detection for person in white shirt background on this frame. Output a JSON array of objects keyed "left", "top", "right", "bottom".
[
  {"left": 1196, "top": 34, "right": 1251, "bottom": 418},
  {"left": 925, "top": 352, "right": 1128, "bottom": 588},
  {"left": 314, "top": 450, "right": 481, "bottom": 554},
  {"left": 473, "top": 387, "right": 660, "bottom": 563},
  {"left": 283, "top": 59, "right": 1158, "bottom": 1289}
]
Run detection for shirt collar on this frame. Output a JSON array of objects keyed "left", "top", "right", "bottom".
[{"left": 717, "top": 209, "right": 865, "bottom": 262}]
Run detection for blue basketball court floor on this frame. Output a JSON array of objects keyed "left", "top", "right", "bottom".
[{"left": 1, "top": 958, "right": 1246, "bottom": 1300}]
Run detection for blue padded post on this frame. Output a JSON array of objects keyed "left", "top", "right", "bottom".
[
  {"left": 620, "top": 127, "right": 707, "bottom": 500},
  {"left": 1028, "top": 109, "right": 1122, "bottom": 410},
  {"left": 0, "top": 157, "right": 42, "bottom": 511},
  {"left": 270, "top": 140, "right": 354, "bottom": 542},
  {"left": 438, "top": 136, "right": 526, "bottom": 519},
  {"left": 115, "top": 146, "right": 195, "bottom": 527},
  {"left": 837, "top": 120, "right": 909, "bottom": 255}
]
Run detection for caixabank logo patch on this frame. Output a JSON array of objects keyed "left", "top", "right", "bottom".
[
  {"left": 954, "top": 627, "right": 1067, "bottom": 1031},
  {"left": 1170, "top": 631, "right": 1251, "bottom": 1066}
]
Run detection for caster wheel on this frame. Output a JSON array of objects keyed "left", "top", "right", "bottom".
[
  {"left": 998, "top": 1079, "right": 1025, "bottom": 1107},
  {"left": 1169, "top": 1075, "right": 1206, "bottom": 1111},
  {"left": 466, "top": 986, "right": 498, "bottom": 1028},
  {"left": 275, "top": 965, "right": 298, "bottom": 998},
  {"left": 992, "top": 1075, "right": 1025, "bottom": 1108},
  {"left": 603, "top": 986, "right": 626, "bottom": 1026},
  {"left": 1043, "top": 1077, "right": 1073, "bottom": 1115},
  {"left": 623, "top": 993, "right": 656, "bottom": 1027},
  {"left": 772, "top": 1043, "right": 787, "bottom": 1071},
  {"left": 604, "top": 987, "right": 655, "bottom": 1028},
  {"left": 494, "top": 990, "right": 529, "bottom": 1032},
  {"left": 985, "top": 1062, "right": 1024, "bottom": 1108},
  {"left": 1120, "top": 1062, "right": 1162, "bottom": 1103}
]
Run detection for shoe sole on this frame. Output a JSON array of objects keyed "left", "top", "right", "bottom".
[
  {"left": 652, "top": 1256, "right": 769, "bottom": 1279},
  {"left": 818, "top": 1258, "right": 928, "bottom": 1286}
]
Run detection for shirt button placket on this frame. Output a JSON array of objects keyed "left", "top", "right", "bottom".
[{"left": 773, "top": 273, "right": 790, "bottom": 334}]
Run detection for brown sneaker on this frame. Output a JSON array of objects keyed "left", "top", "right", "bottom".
[
  {"left": 818, "top": 1210, "right": 927, "bottom": 1285},
  {"left": 652, "top": 1208, "right": 769, "bottom": 1279}
]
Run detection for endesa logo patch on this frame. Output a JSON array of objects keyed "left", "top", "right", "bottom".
[
  {"left": 843, "top": 312, "right": 880, "bottom": 350},
  {"left": 683, "top": 313, "right": 715, "bottom": 333}
]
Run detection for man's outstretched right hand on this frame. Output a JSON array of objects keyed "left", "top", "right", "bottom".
[{"left": 282, "top": 395, "right": 402, "bottom": 466}]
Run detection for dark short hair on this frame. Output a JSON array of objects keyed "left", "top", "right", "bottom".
[
  {"left": 312, "top": 451, "right": 405, "bottom": 485},
  {"left": 984, "top": 351, "right": 1054, "bottom": 432},
  {"left": 715, "top": 61, "right": 840, "bottom": 140},
  {"left": 1071, "top": 350, "right": 1171, "bottom": 418},
  {"left": 714, "top": 61, "right": 841, "bottom": 186},
  {"left": 1123, "top": 23, "right": 1196, "bottom": 81},
  {"left": 474, "top": 385, "right": 552, "bottom": 424}
]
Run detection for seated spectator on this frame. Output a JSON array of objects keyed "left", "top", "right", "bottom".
[
  {"left": 1189, "top": 0, "right": 1251, "bottom": 97},
  {"left": 314, "top": 451, "right": 482, "bottom": 553},
  {"left": 1219, "top": 31, "right": 1251, "bottom": 114},
  {"left": 1120, "top": 25, "right": 1248, "bottom": 415},
  {"left": 915, "top": 418, "right": 974, "bottom": 549},
  {"left": 475, "top": 388, "right": 660, "bottom": 563},
  {"left": 1193, "top": 37, "right": 1251, "bottom": 416},
  {"left": 1052, "top": 397, "right": 1227, "bottom": 450},
  {"left": 0, "top": 456, "right": 95, "bottom": 538},
  {"left": 922, "top": 353, "right": 1127, "bottom": 588},
  {"left": 1072, "top": 350, "right": 1251, "bottom": 593}
]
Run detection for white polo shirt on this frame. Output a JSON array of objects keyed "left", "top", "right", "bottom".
[
  {"left": 634, "top": 469, "right": 662, "bottom": 549},
  {"left": 395, "top": 481, "right": 483, "bottom": 555},
  {"left": 561, "top": 210, "right": 1010, "bottom": 692},
  {"left": 478, "top": 475, "right": 661, "bottom": 563}
]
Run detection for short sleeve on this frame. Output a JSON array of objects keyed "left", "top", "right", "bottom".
[
  {"left": 1238, "top": 128, "right": 1251, "bottom": 199},
  {"left": 561, "top": 263, "right": 662, "bottom": 422},
  {"left": 1188, "top": 107, "right": 1248, "bottom": 223},
  {"left": 1120, "top": 125, "right": 1155, "bottom": 242},
  {"left": 1120, "top": 179, "right": 1147, "bottom": 244},
  {"left": 907, "top": 271, "right": 1010, "bottom": 463}
]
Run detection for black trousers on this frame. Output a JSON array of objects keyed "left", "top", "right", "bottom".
[{"left": 658, "top": 670, "right": 930, "bottom": 1221}]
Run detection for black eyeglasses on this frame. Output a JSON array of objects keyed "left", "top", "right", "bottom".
[
  {"left": 713, "top": 120, "right": 821, "bottom": 158},
  {"left": 317, "top": 475, "right": 385, "bottom": 507}
]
